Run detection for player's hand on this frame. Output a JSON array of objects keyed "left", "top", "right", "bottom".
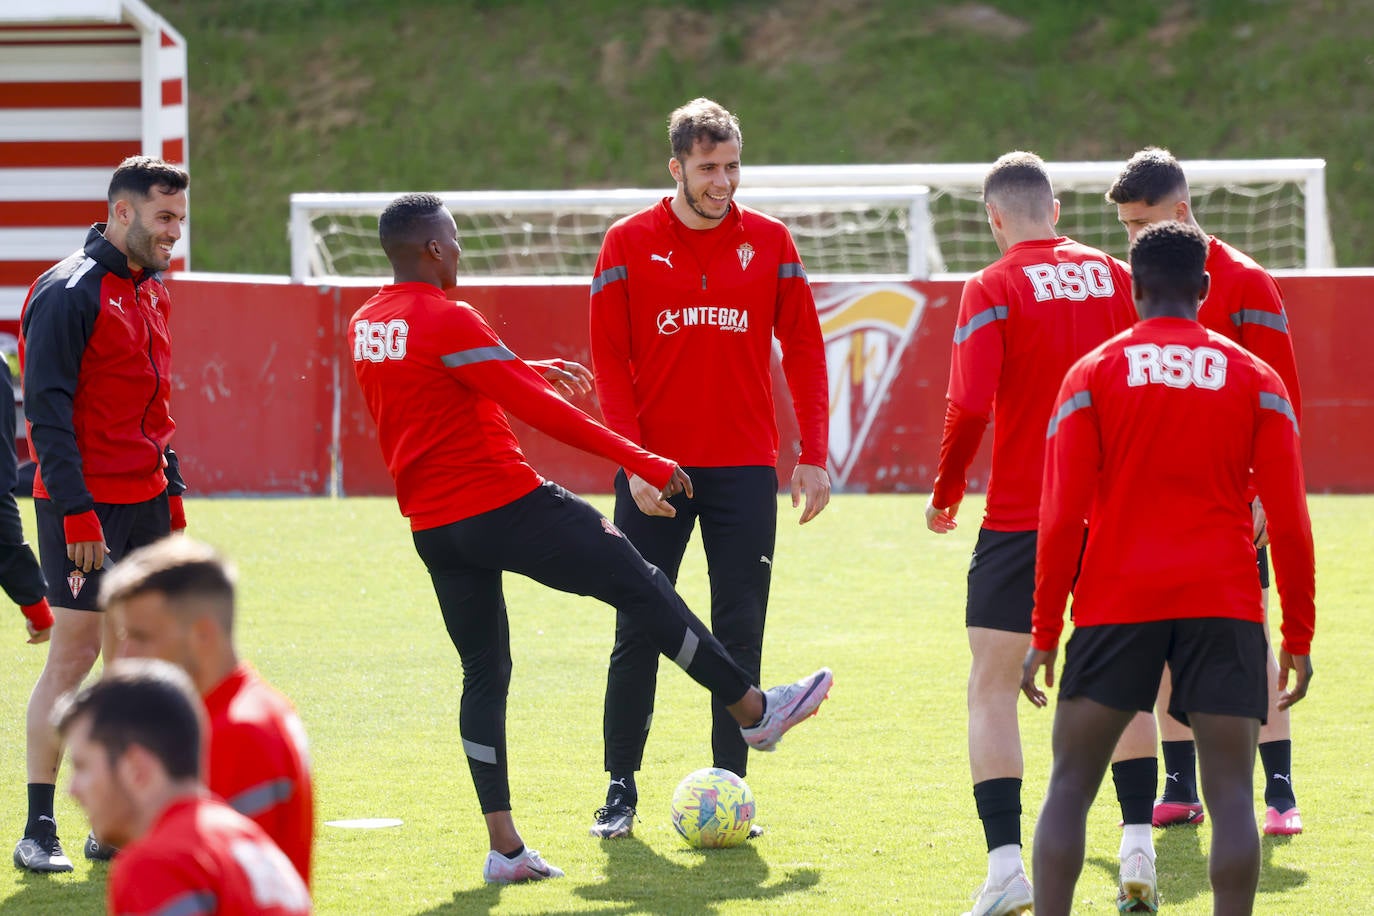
[
  {"left": 540, "top": 360, "right": 593, "bottom": 400},
  {"left": 791, "top": 463, "right": 831, "bottom": 525},
  {"left": 1020, "top": 646, "right": 1056, "bottom": 707},
  {"left": 1251, "top": 498, "right": 1269, "bottom": 549},
  {"left": 925, "top": 495, "right": 960, "bottom": 533},
  {"left": 1276, "top": 648, "right": 1312, "bottom": 709},
  {"left": 629, "top": 473, "right": 678, "bottom": 518},
  {"left": 67, "top": 539, "right": 108, "bottom": 572},
  {"left": 25, "top": 619, "right": 51, "bottom": 645}
]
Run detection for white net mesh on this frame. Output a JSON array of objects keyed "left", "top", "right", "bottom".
[
  {"left": 292, "top": 161, "right": 1327, "bottom": 281},
  {"left": 292, "top": 189, "right": 930, "bottom": 281},
  {"left": 926, "top": 180, "right": 1310, "bottom": 272}
]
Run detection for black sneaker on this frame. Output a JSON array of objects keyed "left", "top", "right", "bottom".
[
  {"left": 589, "top": 801, "right": 636, "bottom": 838},
  {"left": 747, "top": 823, "right": 764, "bottom": 840},
  {"left": 13, "top": 823, "right": 74, "bottom": 874},
  {"left": 83, "top": 832, "right": 117, "bottom": 862}
]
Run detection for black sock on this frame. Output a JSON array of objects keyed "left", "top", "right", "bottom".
[
  {"left": 607, "top": 774, "right": 638, "bottom": 808},
  {"left": 1259, "top": 739, "right": 1296, "bottom": 810},
  {"left": 1112, "top": 757, "right": 1157, "bottom": 825},
  {"left": 1160, "top": 740, "right": 1198, "bottom": 803},
  {"left": 500, "top": 844, "right": 525, "bottom": 860},
  {"left": 25, "top": 784, "right": 56, "bottom": 837},
  {"left": 973, "top": 777, "right": 1021, "bottom": 851}
]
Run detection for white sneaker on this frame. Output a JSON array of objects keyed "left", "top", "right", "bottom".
[
  {"left": 1118, "top": 848, "right": 1159, "bottom": 913},
  {"left": 481, "top": 847, "right": 564, "bottom": 884},
  {"left": 961, "top": 870, "right": 1033, "bottom": 916},
  {"left": 740, "top": 667, "right": 833, "bottom": 752}
]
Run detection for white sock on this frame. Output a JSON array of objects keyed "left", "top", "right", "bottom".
[
  {"left": 1120, "top": 824, "right": 1154, "bottom": 860},
  {"left": 988, "top": 843, "right": 1024, "bottom": 883}
]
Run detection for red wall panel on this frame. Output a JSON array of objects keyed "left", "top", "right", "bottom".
[
  {"left": 64, "top": 272, "right": 1371, "bottom": 497},
  {"left": 163, "top": 276, "right": 336, "bottom": 494}
]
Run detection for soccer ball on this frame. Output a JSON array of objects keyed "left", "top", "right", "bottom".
[{"left": 669, "top": 767, "right": 755, "bottom": 848}]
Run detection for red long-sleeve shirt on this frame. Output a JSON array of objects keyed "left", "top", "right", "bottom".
[
  {"left": 1200, "top": 237, "right": 1302, "bottom": 421},
  {"left": 589, "top": 198, "right": 829, "bottom": 468},
  {"left": 109, "top": 795, "right": 311, "bottom": 916},
  {"left": 352, "top": 283, "right": 676, "bottom": 530},
  {"left": 1033, "top": 318, "right": 1315, "bottom": 655},
  {"left": 933, "top": 237, "right": 1137, "bottom": 530}
]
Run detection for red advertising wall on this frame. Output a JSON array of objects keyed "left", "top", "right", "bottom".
[{"left": 11, "top": 271, "right": 1361, "bottom": 497}]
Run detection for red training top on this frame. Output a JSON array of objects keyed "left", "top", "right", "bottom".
[
  {"left": 351, "top": 283, "right": 675, "bottom": 530},
  {"left": 1199, "top": 237, "right": 1302, "bottom": 420},
  {"left": 589, "top": 198, "right": 829, "bottom": 468},
  {"left": 933, "top": 237, "right": 1137, "bottom": 530},
  {"left": 108, "top": 794, "right": 311, "bottom": 916},
  {"left": 1033, "top": 318, "right": 1315, "bottom": 655},
  {"left": 205, "top": 662, "right": 314, "bottom": 887}
]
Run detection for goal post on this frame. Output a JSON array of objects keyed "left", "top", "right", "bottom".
[{"left": 290, "top": 186, "right": 933, "bottom": 283}]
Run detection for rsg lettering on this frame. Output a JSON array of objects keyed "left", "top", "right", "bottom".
[
  {"left": 1022, "top": 261, "right": 1115, "bottom": 301},
  {"left": 1125, "top": 343, "right": 1228, "bottom": 390},
  {"left": 353, "top": 319, "right": 408, "bottom": 362}
]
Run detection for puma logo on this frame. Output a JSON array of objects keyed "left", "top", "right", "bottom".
[{"left": 650, "top": 251, "right": 673, "bottom": 269}]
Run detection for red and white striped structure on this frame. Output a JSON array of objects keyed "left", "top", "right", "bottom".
[{"left": 0, "top": 0, "right": 188, "bottom": 322}]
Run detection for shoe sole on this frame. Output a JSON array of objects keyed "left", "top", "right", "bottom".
[
  {"left": 12, "top": 858, "right": 74, "bottom": 874},
  {"left": 589, "top": 825, "right": 633, "bottom": 839},
  {"left": 1118, "top": 884, "right": 1158, "bottom": 913},
  {"left": 1152, "top": 810, "right": 1204, "bottom": 828}
]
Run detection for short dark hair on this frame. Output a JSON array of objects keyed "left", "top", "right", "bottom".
[
  {"left": 378, "top": 192, "right": 447, "bottom": 263},
  {"left": 1129, "top": 220, "right": 1209, "bottom": 301},
  {"left": 55, "top": 658, "right": 203, "bottom": 780},
  {"left": 1107, "top": 147, "right": 1187, "bottom": 207},
  {"left": 983, "top": 151, "right": 1053, "bottom": 220},
  {"left": 107, "top": 156, "right": 189, "bottom": 205},
  {"left": 668, "top": 98, "right": 742, "bottom": 161},
  {"left": 100, "top": 536, "right": 237, "bottom": 633}
]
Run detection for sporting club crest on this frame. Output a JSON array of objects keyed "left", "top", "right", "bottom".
[
  {"left": 817, "top": 284, "right": 928, "bottom": 486},
  {"left": 67, "top": 569, "right": 86, "bottom": 599},
  {"left": 737, "top": 243, "right": 755, "bottom": 271}
]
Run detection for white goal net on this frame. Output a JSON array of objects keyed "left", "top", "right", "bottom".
[
  {"left": 290, "top": 187, "right": 932, "bottom": 283},
  {"left": 290, "top": 159, "right": 1330, "bottom": 283}
]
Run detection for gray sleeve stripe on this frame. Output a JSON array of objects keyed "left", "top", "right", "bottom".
[
  {"left": 1231, "top": 309, "right": 1289, "bottom": 333},
  {"left": 672, "top": 629, "right": 699, "bottom": 670},
  {"left": 227, "top": 778, "right": 295, "bottom": 818},
  {"left": 1046, "top": 390, "right": 1093, "bottom": 438},
  {"left": 778, "top": 262, "right": 808, "bottom": 281},
  {"left": 441, "top": 344, "right": 517, "bottom": 368},
  {"left": 463, "top": 738, "right": 498, "bottom": 765},
  {"left": 591, "top": 264, "right": 627, "bottom": 295},
  {"left": 1260, "top": 390, "right": 1299, "bottom": 434},
  {"left": 953, "top": 305, "right": 1008, "bottom": 344},
  {"left": 149, "top": 891, "right": 217, "bottom": 916}
]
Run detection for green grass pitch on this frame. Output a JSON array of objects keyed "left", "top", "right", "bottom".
[{"left": 0, "top": 494, "right": 1368, "bottom": 914}]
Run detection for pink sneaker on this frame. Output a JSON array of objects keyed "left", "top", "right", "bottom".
[
  {"left": 1152, "top": 799, "right": 1204, "bottom": 828},
  {"left": 1263, "top": 805, "right": 1303, "bottom": 835},
  {"left": 482, "top": 847, "right": 564, "bottom": 884},
  {"left": 740, "top": 668, "right": 833, "bottom": 752}
]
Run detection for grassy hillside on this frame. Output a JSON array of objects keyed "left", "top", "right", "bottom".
[{"left": 157, "top": 0, "right": 1373, "bottom": 274}]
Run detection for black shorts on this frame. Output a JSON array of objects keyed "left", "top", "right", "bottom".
[
  {"left": 965, "top": 528, "right": 1036, "bottom": 633},
  {"left": 1059, "top": 617, "right": 1269, "bottom": 726},
  {"left": 1257, "top": 545, "right": 1270, "bottom": 589},
  {"left": 35, "top": 493, "right": 172, "bottom": 611}
]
